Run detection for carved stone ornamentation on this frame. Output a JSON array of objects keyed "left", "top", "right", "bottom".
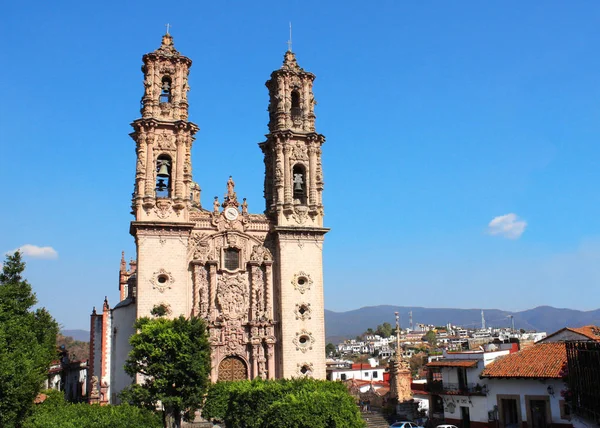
[
  {"left": 150, "top": 269, "right": 174, "bottom": 293},
  {"left": 194, "top": 265, "right": 209, "bottom": 318},
  {"left": 252, "top": 268, "right": 265, "bottom": 318},
  {"left": 296, "top": 362, "right": 314, "bottom": 377},
  {"left": 250, "top": 244, "right": 273, "bottom": 262},
  {"left": 291, "top": 142, "right": 308, "bottom": 161},
  {"left": 216, "top": 272, "right": 249, "bottom": 320},
  {"left": 291, "top": 205, "right": 309, "bottom": 225},
  {"left": 154, "top": 199, "right": 172, "bottom": 219},
  {"left": 293, "top": 330, "right": 315, "bottom": 353},
  {"left": 155, "top": 131, "right": 176, "bottom": 151},
  {"left": 294, "top": 303, "right": 312, "bottom": 320},
  {"left": 291, "top": 272, "right": 313, "bottom": 294}
]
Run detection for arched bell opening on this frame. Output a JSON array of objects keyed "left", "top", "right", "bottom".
[
  {"left": 218, "top": 356, "right": 248, "bottom": 381},
  {"left": 292, "top": 163, "right": 307, "bottom": 205},
  {"left": 160, "top": 76, "right": 172, "bottom": 103},
  {"left": 155, "top": 154, "right": 172, "bottom": 198},
  {"left": 291, "top": 90, "right": 301, "bottom": 121}
]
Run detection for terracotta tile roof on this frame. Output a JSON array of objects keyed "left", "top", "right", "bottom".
[
  {"left": 427, "top": 359, "right": 479, "bottom": 368},
  {"left": 542, "top": 325, "right": 600, "bottom": 342},
  {"left": 480, "top": 343, "right": 566, "bottom": 379},
  {"left": 570, "top": 325, "right": 600, "bottom": 341}
]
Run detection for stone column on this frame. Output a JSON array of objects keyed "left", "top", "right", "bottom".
[
  {"left": 145, "top": 128, "right": 155, "bottom": 197},
  {"left": 175, "top": 132, "right": 185, "bottom": 199},
  {"left": 264, "top": 262, "right": 273, "bottom": 319},
  {"left": 267, "top": 343, "right": 275, "bottom": 379},
  {"left": 283, "top": 144, "right": 292, "bottom": 206},
  {"left": 252, "top": 344, "right": 260, "bottom": 378},
  {"left": 207, "top": 261, "right": 218, "bottom": 318},
  {"left": 308, "top": 145, "right": 317, "bottom": 207}
]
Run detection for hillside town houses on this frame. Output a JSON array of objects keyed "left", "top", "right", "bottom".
[{"left": 328, "top": 323, "right": 600, "bottom": 428}]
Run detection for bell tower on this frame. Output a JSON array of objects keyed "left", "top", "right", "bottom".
[
  {"left": 130, "top": 33, "right": 199, "bottom": 221},
  {"left": 129, "top": 33, "right": 199, "bottom": 318},
  {"left": 260, "top": 50, "right": 325, "bottom": 226},
  {"left": 261, "top": 50, "right": 328, "bottom": 379}
]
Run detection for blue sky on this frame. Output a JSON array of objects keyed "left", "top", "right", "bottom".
[{"left": 2, "top": 1, "right": 600, "bottom": 330}]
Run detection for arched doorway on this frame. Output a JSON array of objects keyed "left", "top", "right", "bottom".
[{"left": 218, "top": 356, "right": 248, "bottom": 381}]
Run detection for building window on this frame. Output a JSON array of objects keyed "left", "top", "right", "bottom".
[
  {"left": 372, "top": 371, "right": 378, "bottom": 378},
  {"left": 340, "top": 374, "right": 347, "bottom": 381},
  {"left": 224, "top": 248, "right": 240, "bottom": 271},
  {"left": 291, "top": 90, "right": 301, "bottom": 120},
  {"left": 160, "top": 76, "right": 172, "bottom": 103},
  {"left": 292, "top": 164, "right": 307, "bottom": 204},
  {"left": 156, "top": 155, "right": 171, "bottom": 197}
]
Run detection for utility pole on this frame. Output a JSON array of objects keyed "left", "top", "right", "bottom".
[{"left": 409, "top": 311, "right": 413, "bottom": 331}]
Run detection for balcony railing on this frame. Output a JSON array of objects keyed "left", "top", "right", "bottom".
[
  {"left": 426, "top": 380, "right": 488, "bottom": 395},
  {"left": 566, "top": 341, "right": 600, "bottom": 425}
]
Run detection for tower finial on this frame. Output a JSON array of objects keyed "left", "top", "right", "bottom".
[
  {"left": 165, "top": 23, "right": 171, "bottom": 35},
  {"left": 287, "top": 22, "right": 293, "bottom": 52}
]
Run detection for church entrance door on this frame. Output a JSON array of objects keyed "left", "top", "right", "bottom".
[{"left": 218, "top": 356, "right": 248, "bottom": 381}]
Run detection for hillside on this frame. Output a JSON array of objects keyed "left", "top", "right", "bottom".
[{"left": 325, "top": 305, "right": 600, "bottom": 343}]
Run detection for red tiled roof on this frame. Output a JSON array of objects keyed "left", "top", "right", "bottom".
[
  {"left": 427, "top": 359, "right": 479, "bottom": 368},
  {"left": 480, "top": 343, "right": 566, "bottom": 379},
  {"left": 542, "top": 325, "right": 600, "bottom": 342},
  {"left": 570, "top": 326, "right": 600, "bottom": 341}
]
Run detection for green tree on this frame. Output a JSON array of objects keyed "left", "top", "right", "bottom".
[
  {"left": 424, "top": 330, "right": 437, "bottom": 347},
  {"left": 325, "top": 342, "right": 336, "bottom": 356},
  {"left": 120, "top": 316, "right": 211, "bottom": 428},
  {"left": 376, "top": 322, "right": 393, "bottom": 338},
  {"left": 0, "top": 252, "right": 59, "bottom": 428}
]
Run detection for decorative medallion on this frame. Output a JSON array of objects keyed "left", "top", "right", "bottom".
[
  {"left": 297, "top": 362, "right": 314, "bottom": 377},
  {"left": 291, "top": 206, "right": 309, "bottom": 225},
  {"left": 154, "top": 199, "right": 172, "bottom": 219},
  {"left": 293, "top": 330, "right": 315, "bottom": 353},
  {"left": 294, "top": 303, "right": 312, "bottom": 320},
  {"left": 291, "top": 272, "right": 313, "bottom": 294},
  {"left": 150, "top": 269, "right": 174, "bottom": 293}
]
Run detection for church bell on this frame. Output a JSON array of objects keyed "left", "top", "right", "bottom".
[{"left": 157, "top": 162, "right": 170, "bottom": 178}]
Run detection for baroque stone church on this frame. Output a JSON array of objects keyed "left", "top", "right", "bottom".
[{"left": 89, "top": 33, "right": 328, "bottom": 404}]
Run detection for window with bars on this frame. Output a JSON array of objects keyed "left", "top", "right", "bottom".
[{"left": 224, "top": 248, "right": 240, "bottom": 271}]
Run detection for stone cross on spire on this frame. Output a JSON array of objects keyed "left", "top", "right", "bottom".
[{"left": 287, "top": 22, "right": 293, "bottom": 52}]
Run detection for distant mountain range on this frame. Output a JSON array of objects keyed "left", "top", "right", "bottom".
[
  {"left": 62, "top": 306, "right": 600, "bottom": 346},
  {"left": 325, "top": 305, "right": 600, "bottom": 344}
]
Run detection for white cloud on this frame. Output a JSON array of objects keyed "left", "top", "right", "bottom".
[
  {"left": 7, "top": 244, "right": 59, "bottom": 260},
  {"left": 487, "top": 213, "right": 527, "bottom": 239}
]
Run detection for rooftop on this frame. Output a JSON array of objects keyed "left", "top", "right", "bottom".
[{"left": 480, "top": 342, "right": 566, "bottom": 379}]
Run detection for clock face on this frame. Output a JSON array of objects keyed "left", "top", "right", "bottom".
[{"left": 225, "top": 207, "right": 239, "bottom": 221}]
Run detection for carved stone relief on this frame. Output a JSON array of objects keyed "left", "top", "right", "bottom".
[
  {"left": 293, "top": 330, "right": 315, "bottom": 353},
  {"left": 250, "top": 244, "right": 272, "bottom": 262},
  {"left": 294, "top": 303, "right": 312, "bottom": 320},
  {"left": 150, "top": 269, "right": 174, "bottom": 293},
  {"left": 216, "top": 272, "right": 249, "bottom": 321},
  {"left": 296, "top": 362, "right": 314, "bottom": 377},
  {"left": 291, "top": 272, "right": 313, "bottom": 294}
]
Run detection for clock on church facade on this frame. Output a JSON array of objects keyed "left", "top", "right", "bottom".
[{"left": 88, "top": 33, "right": 328, "bottom": 404}]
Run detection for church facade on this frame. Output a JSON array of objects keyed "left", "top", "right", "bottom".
[{"left": 89, "top": 33, "right": 328, "bottom": 404}]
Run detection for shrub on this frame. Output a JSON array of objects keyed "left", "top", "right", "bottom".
[
  {"left": 23, "top": 390, "right": 161, "bottom": 428},
  {"left": 202, "top": 378, "right": 364, "bottom": 428}
]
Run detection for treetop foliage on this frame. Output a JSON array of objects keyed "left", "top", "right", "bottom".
[
  {"left": 120, "top": 315, "right": 211, "bottom": 427},
  {"left": 0, "top": 252, "right": 59, "bottom": 428}
]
